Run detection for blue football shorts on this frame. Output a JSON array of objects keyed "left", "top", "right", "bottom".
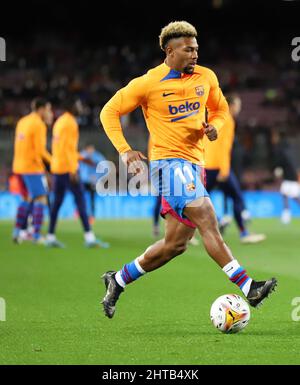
[
  {"left": 22, "top": 174, "right": 48, "bottom": 199},
  {"left": 150, "top": 158, "right": 209, "bottom": 221}
]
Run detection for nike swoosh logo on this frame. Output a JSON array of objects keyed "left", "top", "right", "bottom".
[{"left": 162, "top": 92, "right": 175, "bottom": 97}]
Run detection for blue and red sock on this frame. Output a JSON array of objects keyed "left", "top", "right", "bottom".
[
  {"left": 32, "top": 202, "right": 46, "bottom": 240},
  {"left": 230, "top": 267, "right": 250, "bottom": 290},
  {"left": 223, "top": 260, "right": 252, "bottom": 296},
  {"left": 14, "top": 200, "right": 30, "bottom": 236}
]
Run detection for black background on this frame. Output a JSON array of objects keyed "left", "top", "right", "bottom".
[{"left": 1, "top": 0, "right": 300, "bottom": 45}]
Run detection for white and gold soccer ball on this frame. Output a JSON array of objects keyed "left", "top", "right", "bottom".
[{"left": 210, "top": 294, "right": 250, "bottom": 334}]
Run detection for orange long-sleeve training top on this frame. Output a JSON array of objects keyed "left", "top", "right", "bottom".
[
  {"left": 100, "top": 62, "right": 229, "bottom": 165},
  {"left": 51, "top": 112, "right": 81, "bottom": 174},
  {"left": 12, "top": 112, "right": 51, "bottom": 174}
]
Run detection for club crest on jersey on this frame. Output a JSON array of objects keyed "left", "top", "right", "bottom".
[
  {"left": 195, "top": 86, "right": 204, "bottom": 96},
  {"left": 186, "top": 182, "right": 196, "bottom": 192}
]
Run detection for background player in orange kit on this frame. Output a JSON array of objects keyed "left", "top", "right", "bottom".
[
  {"left": 147, "top": 137, "right": 162, "bottom": 238},
  {"left": 46, "top": 98, "right": 109, "bottom": 248},
  {"left": 204, "top": 94, "right": 266, "bottom": 244},
  {"left": 12, "top": 98, "right": 53, "bottom": 244},
  {"left": 99, "top": 21, "right": 277, "bottom": 318}
]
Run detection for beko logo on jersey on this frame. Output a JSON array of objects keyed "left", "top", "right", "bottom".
[
  {"left": 168, "top": 101, "right": 200, "bottom": 122},
  {"left": 168, "top": 101, "right": 200, "bottom": 115}
]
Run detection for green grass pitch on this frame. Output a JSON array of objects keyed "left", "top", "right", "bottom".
[{"left": 1, "top": 218, "right": 300, "bottom": 365}]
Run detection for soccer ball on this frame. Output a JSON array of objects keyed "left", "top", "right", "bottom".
[{"left": 210, "top": 294, "right": 250, "bottom": 334}]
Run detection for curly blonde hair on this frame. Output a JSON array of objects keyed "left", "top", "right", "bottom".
[{"left": 159, "top": 21, "right": 197, "bottom": 51}]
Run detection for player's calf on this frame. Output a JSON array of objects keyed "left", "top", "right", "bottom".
[{"left": 100, "top": 240, "right": 188, "bottom": 318}]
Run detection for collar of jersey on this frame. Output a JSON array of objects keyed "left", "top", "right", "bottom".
[{"left": 160, "top": 62, "right": 200, "bottom": 81}]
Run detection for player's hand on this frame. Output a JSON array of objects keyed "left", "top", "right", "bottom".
[
  {"left": 121, "top": 150, "right": 147, "bottom": 175},
  {"left": 69, "top": 172, "right": 79, "bottom": 184},
  {"left": 203, "top": 122, "right": 218, "bottom": 141}
]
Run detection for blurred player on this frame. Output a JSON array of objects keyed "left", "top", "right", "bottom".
[
  {"left": 12, "top": 98, "right": 52, "bottom": 244},
  {"left": 271, "top": 130, "right": 300, "bottom": 224},
  {"left": 204, "top": 94, "right": 266, "bottom": 244},
  {"left": 46, "top": 98, "right": 109, "bottom": 248},
  {"left": 100, "top": 21, "right": 277, "bottom": 318},
  {"left": 79, "top": 144, "right": 106, "bottom": 224},
  {"left": 148, "top": 137, "right": 161, "bottom": 237}
]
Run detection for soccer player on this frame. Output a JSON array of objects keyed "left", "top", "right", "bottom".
[
  {"left": 204, "top": 94, "right": 266, "bottom": 243},
  {"left": 12, "top": 98, "right": 53, "bottom": 243},
  {"left": 148, "top": 137, "right": 161, "bottom": 237},
  {"left": 100, "top": 21, "right": 277, "bottom": 318},
  {"left": 46, "top": 98, "right": 109, "bottom": 248}
]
